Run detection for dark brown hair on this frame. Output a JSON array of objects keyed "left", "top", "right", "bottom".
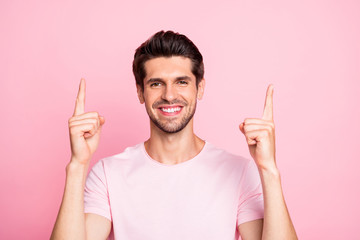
[{"left": 132, "top": 30, "right": 204, "bottom": 90}]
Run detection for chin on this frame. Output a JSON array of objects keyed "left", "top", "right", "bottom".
[{"left": 154, "top": 121, "right": 188, "bottom": 134}]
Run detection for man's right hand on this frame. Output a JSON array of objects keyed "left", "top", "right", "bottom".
[
  {"left": 51, "top": 78, "right": 110, "bottom": 240},
  {"left": 68, "top": 78, "right": 105, "bottom": 165}
]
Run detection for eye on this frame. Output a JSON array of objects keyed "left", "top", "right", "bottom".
[
  {"left": 178, "top": 80, "right": 188, "bottom": 85},
  {"left": 150, "top": 82, "right": 161, "bottom": 87}
]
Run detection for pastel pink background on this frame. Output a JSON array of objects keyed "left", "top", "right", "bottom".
[{"left": 1, "top": 0, "right": 359, "bottom": 239}]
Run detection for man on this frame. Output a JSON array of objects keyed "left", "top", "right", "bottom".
[{"left": 51, "top": 31, "right": 297, "bottom": 239}]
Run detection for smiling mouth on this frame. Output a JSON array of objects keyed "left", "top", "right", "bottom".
[
  {"left": 158, "top": 106, "right": 183, "bottom": 115},
  {"left": 161, "top": 107, "right": 182, "bottom": 113}
]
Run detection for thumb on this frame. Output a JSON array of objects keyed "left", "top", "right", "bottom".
[
  {"left": 99, "top": 116, "right": 105, "bottom": 126},
  {"left": 239, "top": 122, "right": 245, "bottom": 134}
]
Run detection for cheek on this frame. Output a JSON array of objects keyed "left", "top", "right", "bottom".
[
  {"left": 143, "top": 89, "right": 161, "bottom": 101},
  {"left": 188, "top": 91, "right": 199, "bottom": 103},
  {"left": 179, "top": 87, "right": 197, "bottom": 98},
  {"left": 143, "top": 95, "right": 159, "bottom": 110}
]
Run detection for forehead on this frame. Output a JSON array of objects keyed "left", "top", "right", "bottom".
[{"left": 144, "top": 56, "right": 194, "bottom": 80}]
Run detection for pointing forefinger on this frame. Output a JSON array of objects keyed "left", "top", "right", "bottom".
[
  {"left": 73, "top": 78, "right": 86, "bottom": 116},
  {"left": 262, "top": 84, "right": 274, "bottom": 121}
]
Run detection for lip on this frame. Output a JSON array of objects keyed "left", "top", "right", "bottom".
[{"left": 157, "top": 105, "right": 183, "bottom": 116}]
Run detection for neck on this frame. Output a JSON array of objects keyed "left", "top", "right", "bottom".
[{"left": 144, "top": 119, "right": 205, "bottom": 165}]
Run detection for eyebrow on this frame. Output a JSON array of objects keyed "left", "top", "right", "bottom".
[
  {"left": 175, "top": 76, "right": 192, "bottom": 81},
  {"left": 146, "top": 76, "right": 192, "bottom": 84}
]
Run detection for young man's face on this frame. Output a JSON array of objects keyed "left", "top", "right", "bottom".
[{"left": 137, "top": 56, "right": 205, "bottom": 134}]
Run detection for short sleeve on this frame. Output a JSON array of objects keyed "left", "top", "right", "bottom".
[
  {"left": 84, "top": 160, "right": 112, "bottom": 221},
  {"left": 237, "top": 160, "right": 264, "bottom": 226}
]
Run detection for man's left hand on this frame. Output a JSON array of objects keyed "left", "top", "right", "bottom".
[{"left": 239, "top": 84, "right": 276, "bottom": 170}]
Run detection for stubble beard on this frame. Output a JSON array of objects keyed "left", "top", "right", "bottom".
[{"left": 146, "top": 100, "right": 197, "bottom": 134}]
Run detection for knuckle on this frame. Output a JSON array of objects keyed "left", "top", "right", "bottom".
[
  {"left": 93, "top": 118, "right": 99, "bottom": 126},
  {"left": 68, "top": 116, "right": 76, "bottom": 123},
  {"left": 91, "top": 125, "right": 98, "bottom": 134},
  {"left": 69, "top": 125, "right": 76, "bottom": 134},
  {"left": 68, "top": 121, "right": 76, "bottom": 128},
  {"left": 92, "top": 123, "right": 98, "bottom": 132},
  {"left": 267, "top": 124, "right": 275, "bottom": 133},
  {"left": 270, "top": 126, "right": 275, "bottom": 134},
  {"left": 247, "top": 138, "right": 255, "bottom": 145},
  {"left": 244, "top": 125, "right": 252, "bottom": 132},
  {"left": 263, "top": 129, "right": 271, "bottom": 136},
  {"left": 265, "top": 125, "right": 272, "bottom": 132}
]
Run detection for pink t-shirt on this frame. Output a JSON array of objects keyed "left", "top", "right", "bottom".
[{"left": 84, "top": 142, "right": 264, "bottom": 240}]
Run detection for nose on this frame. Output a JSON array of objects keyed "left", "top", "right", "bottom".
[{"left": 162, "top": 84, "right": 177, "bottom": 102}]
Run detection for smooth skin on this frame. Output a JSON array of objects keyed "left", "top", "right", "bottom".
[
  {"left": 51, "top": 78, "right": 111, "bottom": 240},
  {"left": 51, "top": 56, "right": 297, "bottom": 239},
  {"left": 238, "top": 85, "right": 298, "bottom": 239},
  {"left": 137, "top": 57, "right": 206, "bottom": 166}
]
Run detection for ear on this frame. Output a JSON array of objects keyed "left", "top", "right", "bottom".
[
  {"left": 136, "top": 84, "right": 145, "bottom": 104},
  {"left": 197, "top": 78, "right": 205, "bottom": 100}
]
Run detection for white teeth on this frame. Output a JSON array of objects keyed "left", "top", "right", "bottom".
[{"left": 161, "top": 107, "right": 181, "bottom": 113}]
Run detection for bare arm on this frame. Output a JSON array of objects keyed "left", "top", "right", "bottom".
[
  {"left": 238, "top": 219, "right": 263, "bottom": 240},
  {"left": 238, "top": 85, "right": 297, "bottom": 240},
  {"left": 51, "top": 79, "right": 110, "bottom": 240},
  {"left": 258, "top": 166, "right": 296, "bottom": 239},
  {"left": 85, "top": 213, "right": 111, "bottom": 240}
]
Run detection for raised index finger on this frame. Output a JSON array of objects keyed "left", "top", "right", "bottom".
[
  {"left": 73, "top": 78, "right": 86, "bottom": 116},
  {"left": 262, "top": 84, "right": 274, "bottom": 121}
]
